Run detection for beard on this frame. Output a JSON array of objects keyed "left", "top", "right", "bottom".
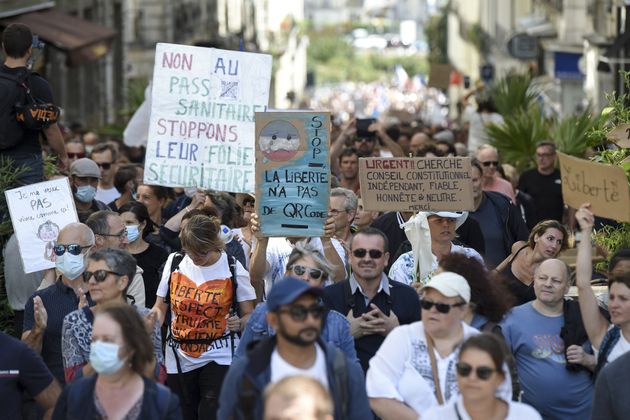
[{"left": 276, "top": 319, "right": 321, "bottom": 347}]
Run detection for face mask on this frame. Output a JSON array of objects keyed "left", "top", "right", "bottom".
[
  {"left": 184, "top": 186, "right": 197, "bottom": 198},
  {"left": 126, "top": 224, "right": 140, "bottom": 242},
  {"left": 89, "top": 341, "right": 125, "bottom": 375},
  {"left": 55, "top": 252, "right": 87, "bottom": 281},
  {"left": 85, "top": 145, "right": 94, "bottom": 155},
  {"left": 75, "top": 185, "right": 97, "bottom": 203}
]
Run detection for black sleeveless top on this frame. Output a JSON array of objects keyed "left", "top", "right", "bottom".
[{"left": 499, "top": 245, "right": 536, "bottom": 306}]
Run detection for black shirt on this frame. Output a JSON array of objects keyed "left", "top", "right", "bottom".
[
  {"left": 518, "top": 168, "right": 563, "bottom": 224},
  {"left": 0, "top": 65, "right": 54, "bottom": 158},
  {"left": 134, "top": 243, "right": 169, "bottom": 308}
]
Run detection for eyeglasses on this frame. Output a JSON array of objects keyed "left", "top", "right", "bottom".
[
  {"left": 352, "top": 248, "right": 384, "bottom": 259},
  {"left": 420, "top": 299, "right": 466, "bottom": 314},
  {"left": 83, "top": 269, "right": 123, "bottom": 283},
  {"left": 456, "top": 362, "right": 498, "bottom": 380},
  {"left": 288, "top": 265, "right": 325, "bottom": 281},
  {"left": 277, "top": 303, "right": 326, "bottom": 322},
  {"left": 97, "top": 229, "right": 127, "bottom": 239},
  {"left": 481, "top": 161, "right": 499, "bottom": 167},
  {"left": 95, "top": 162, "right": 112, "bottom": 170},
  {"left": 53, "top": 243, "right": 92, "bottom": 256},
  {"left": 329, "top": 209, "right": 347, "bottom": 216},
  {"left": 68, "top": 152, "right": 85, "bottom": 159}
]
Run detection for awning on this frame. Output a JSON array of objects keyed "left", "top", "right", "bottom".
[{"left": 1, "top": 8, "right": 116, "bottom": 66}]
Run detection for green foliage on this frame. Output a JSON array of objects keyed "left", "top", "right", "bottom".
[
  {"left": 550, "top": 111, "right": 600, "bottom": 157},
  {"left": 491, "top": 73, "right": 539, "bottom": 115},
  {"left": 425, "top": 6, "right": 448, "bottom": 64},
  {"left": 486, "top": 106, "right": 550, "bottom": 172},
  {"left": 592, "top": 223, "right": 630, "bottom": 272},
  {"left": 0, "top": 158, "right": 27, "bottom": 238}
]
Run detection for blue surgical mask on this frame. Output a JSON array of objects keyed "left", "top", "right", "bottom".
[
  {"left": 55, "top": 252, "right": 86, "bottom": 280},
  {"left": 126, "top": 224, "right": 140, "bottom": 242},
  {"left": 89, "top": 341, "right": 125, "bottom": 375},
  {"left": 75, "top": 185, "right": 97, "bottom": 203}
]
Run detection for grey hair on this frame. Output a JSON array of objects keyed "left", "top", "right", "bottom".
[
  {"left": 331, "top": 187, "right": 358, "bottom": 212},
  {"left": 86, "top": 210, "right": 118, "bottom": 236},
  {"left": 286, "top": 241, "right": 334, "bottom": 281},
  {"left": 88, "top": 248, "right": 137, "bottom": 295}
]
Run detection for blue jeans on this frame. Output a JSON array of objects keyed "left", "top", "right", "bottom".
[{"left": 4, "top": 153, "right": 44, "bottom": 186}]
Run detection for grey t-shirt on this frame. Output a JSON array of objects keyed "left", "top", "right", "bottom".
[{"left": 3, "top": 234, "right": 43, "bottom": 310}]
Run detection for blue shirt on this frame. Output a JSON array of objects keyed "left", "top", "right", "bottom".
[
  {"left": 23, "top": 280, "right": 93, "bottom": 384},
  {"left": 235, "top": 301, "right": 357, "bottom": 362},
  {"left": 0, "top": 332, "right": 54, "bottom": 420},
  {"left": 501, "top": 302, "right": 593, "bottom": 419}
]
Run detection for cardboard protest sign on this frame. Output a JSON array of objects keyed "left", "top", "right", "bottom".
[
  {"left": 359, "top": 157, "right": 474, "bottom": 212},
  {"left": 4, "top": 178, "right": 79, "bottom": 273},
  {"left": 558, "top": 152, "right": 630, "bottom": 223},
  {"left": 255, "top": 112, "right": 331, "bottom": 237},
  {"left": 606, "top": 123, "right": 630, "bottom": 148},
  {"left": 144, "top": 43, "right": 272, "bottom": 193}
]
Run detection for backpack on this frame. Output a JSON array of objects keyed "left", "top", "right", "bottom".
[{"left": 0, "top": 70, "right": 59, "bottom": 149}]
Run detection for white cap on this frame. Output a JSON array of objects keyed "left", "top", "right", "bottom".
[
  {"left": 423, "top": 211, "right": 468, "bottom": 230},
  {"left": 421, "top": 271, "right": 471, "bottom": 303}
]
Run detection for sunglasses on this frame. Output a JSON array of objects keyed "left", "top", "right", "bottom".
[
  {"left": 352, "top": 248, "right": 383, "bottom": 259},
  {"left": 456, "top": 362, "right": 497, "bottom": 380},
  {"left": 278, "top": 303, "right": 326, "bottom": 322},
  {"left": 420, "top": 299, "right": 466, "bottom": 314},
  {"left": 289, "top": 265, "right": 325, "bottom": 281},
  {"left": 96, "top": 162, "right": 112, "bottom": 170},
  {"left": 68, "top": 152, "right": 86, "bottom": 159},
  {"left": 53, "top": 243, "right": 92, "bottom": 256},
  {"left": 481, "top": 161, "right": 499, "bottom": 167},
  {"left": 83, "top": 269, "right": 123, "bottom": 283}
]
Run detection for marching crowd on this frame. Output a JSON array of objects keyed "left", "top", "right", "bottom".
[{"left": 2, "top": 22, "right": 630, "bottom": 420}]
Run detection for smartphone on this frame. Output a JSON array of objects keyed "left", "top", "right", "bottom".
[{"left": 356, "top": 118, "right": 376, "bottom": 139}]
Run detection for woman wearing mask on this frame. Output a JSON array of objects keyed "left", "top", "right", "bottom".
[
  {"left": 54, "top": 302, "right": 181, "bottom": 419},
  {"left": 118, "top": 201, "right": 168, "bottom": 308},
  {"left": 422, "top": 334, "right": 541, "bottom": 419},
  {"left": 151, "top": 215, "right": 256, "bottom": 420},
  {"left": 61, "top": 248, "right": 165, "bottom": 383}
]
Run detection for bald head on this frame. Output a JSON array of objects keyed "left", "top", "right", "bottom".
[
  {"left": 57, "top": 222, "right": 95, "bottom": 246},
  {"left": 410, "top": 133, "right": 431, "bottom": 155},
  {"left": 535, "top": 258, "right": 570, "bottom": 282}
]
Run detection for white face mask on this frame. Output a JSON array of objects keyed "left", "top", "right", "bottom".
[
  {"left": 89, "top": 341, "right": 125, "bottom": 375},
  {"left": 184, "top": 186, "right": 197, "bottom": 198},
  {"left": 55, "top": 252, "right": 87, "bottom": 281}
]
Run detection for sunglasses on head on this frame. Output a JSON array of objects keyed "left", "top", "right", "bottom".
[
  {"left": 83, "top": 269, "right": 122, "bottom": 283},
  {"left": 352, "top": 248, "right": 383, "bottom": 259},
  {"left": 289, "top": 265, "right": 324, "bottom": 281},
  {"left": 456, "top": 362, "right": 497, "bottom": 380},
  {"left": 481, "top": 161, "right": 499, "bottom": 167},
  {"left": 53, "top": 243, "right": 91, "bottom": 256},
  {"left": 278, "top": 303, "right": 326, "bottom": 322},
  {"left": 96, "top": 162, "right": 112, "bottom": 170},
  {"left": 420, "top": 299, "right": 466, "bottom": 314}
]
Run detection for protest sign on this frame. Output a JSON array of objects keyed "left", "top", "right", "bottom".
[
  {"left": 255, "top": 112, "right": 331, "bottom": 237},
  {"left": 144, "top": 43, "right": 272, "bottom": 193},
  {"left": 4, "top": 178, "right": 78, "bottom": 273},
  {"left": 558, "top": 152, "right": 630, "bottom": 223},
  {"left": 359, "top": 157, "right": 474, "bottom": 212}
]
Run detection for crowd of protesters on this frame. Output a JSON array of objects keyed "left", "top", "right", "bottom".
[{"left": 2, "top": 22, "right": 630, "bottom": 420}]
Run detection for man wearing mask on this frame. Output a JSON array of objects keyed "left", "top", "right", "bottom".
[
  {"left": 22, "top": 223, "right": 95, "bottom": 385},
  {"left": 70, "top": 158, "right": 109, "bottom": 222}
]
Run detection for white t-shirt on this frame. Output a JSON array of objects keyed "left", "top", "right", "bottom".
[
  {"left": 157, "top": 252, "right": 256, "bottom": 373},
  {"left": 366, "top": 321, "right": 512, "bottom": 414},
  {"left": 95, "top": 186, "right": 120, "bottom": 204},
  {"left": 422, "top": 396, "right": 541, "bottom": 420},
  {"left": 593, "top": 326, "right": 630, "bottom": 364},
  {"left": 270, "top": 343, "right": 329, "bottom": 390}
]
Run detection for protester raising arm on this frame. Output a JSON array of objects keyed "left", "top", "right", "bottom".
[
  {"left": 248, "top": 213, "right": 268, "bottom": 301},
  {"left": 575, "top": 203, "right": 609, "bottom": 350},
  {"left": 330, "top": 118, "right": 357, "bottom": 176},
  {"left": 369, "top": 120, "right": 405, "bottom": 157}
]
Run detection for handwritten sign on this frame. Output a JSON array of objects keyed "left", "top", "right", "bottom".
[
  {"left": 4, "top": 178, "right": 79, "bottom": 273},
  {"left": 144, "top": 43, "right": 272, "bottom": 193},
  {"left": 255, "top": 112, "right": 331, "bottom": 237},
  {"left": 606, "top": 123, "right": 630, "bottom": 148},
  {"left": 558, "top": 152, "right": 630, "bottom": 222},
  {"left": 359, "top": 157, "right": 474, "bottom": 212}
]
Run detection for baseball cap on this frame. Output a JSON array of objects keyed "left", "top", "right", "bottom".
[
  {"left": 266, "top": 276, "right": 325, "bottom": 312},
  {"left": 424, "top": 211, "right": 468, "bottom": 230},
  {"left": 70, "top": 158, "right": 101, "bottom": 179},
  {"left": 421, "top": 271, "right": 471, "bottom": 303}
]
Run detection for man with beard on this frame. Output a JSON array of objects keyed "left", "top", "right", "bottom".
[
  {"left": 218, "top": 277, "right": 370, "bottom": 419},
  {"left": 324, "top": 227, "right": 421, "bottom": 371}
]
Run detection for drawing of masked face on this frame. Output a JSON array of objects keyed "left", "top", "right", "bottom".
[{"left": 259, "top": 121, "right": 301, "bottom": 162}]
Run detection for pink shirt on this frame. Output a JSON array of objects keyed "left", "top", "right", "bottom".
[{"left": 483, "top": 176, "right": 515, "bottom": 202}]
